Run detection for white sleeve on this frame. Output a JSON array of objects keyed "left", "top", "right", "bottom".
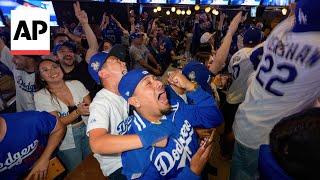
[
  {"left": 0, "top": 46, "right": 14, "bottom": 71},
  {"left": 86, "top": 100, "right": 110, "bottom": 136},
  {"left": 34, "top": 90, "right": 59, "bottom": 113}
]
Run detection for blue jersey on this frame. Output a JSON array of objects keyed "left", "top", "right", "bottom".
[
  {"left": 121, "top": 87, "right": 223, "bottom": 179},
  {"left": 0, "top": 111, "right": 57, "bottom": 179},
  {"left": 165, "top": 85, "right": 187, "bottom": 105}
]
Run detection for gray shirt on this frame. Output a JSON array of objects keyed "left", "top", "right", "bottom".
[{"left": 129, "top": 44, "right": 150, "bottom": 69}]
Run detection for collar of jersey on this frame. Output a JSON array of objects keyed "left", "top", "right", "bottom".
[{"left": 133, "top": 111, "right": 167, "bottom": 131}]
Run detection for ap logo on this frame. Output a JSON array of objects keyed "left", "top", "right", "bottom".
[{"left": 11, "top": 7, "right": 50, "bottom": 55}]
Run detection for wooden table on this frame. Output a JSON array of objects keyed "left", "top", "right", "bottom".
[{"left": 65, "top": 154, "right": 106, "bottom": 180}]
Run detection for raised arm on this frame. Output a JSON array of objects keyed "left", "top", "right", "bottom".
[
  {"left": 209, "top": 12, "right": 242, "bottom": 74},
  {"left": 111, "top": 15, "right": 129, "bottom": 36},
  {"left": 0, "top": 38, "right": 14, "bottom": 71},
  {"left": 74, "top": 1, "right": 99, "bottom": 63},
  {"left": 60, "top": 26, "right": 82, "bottom": 43},
  {"left": 168, "top": 70, "right": 223, "bottom": 128}
]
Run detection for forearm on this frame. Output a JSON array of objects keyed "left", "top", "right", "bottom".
[
  {"left": 82, "top": 23, "right": 99, "bottom": 51},
  {"left": 148, "top": 54, "right": 159, "bottom": 66},
  {"left": 40, "top": 124, "right": 65, "bottom": 160},
  {"left": 212, "top": 32, "right": 233, "bottom": 73},
  {"left": 58, "top": 110, "right": 80, "bottom": 125},
  {"left": 65, "top": 31, "right": 81, "bottom": 43},
  {"left": 139, "top": 61, "right": 158, "bottom": 74},
  {"left": 130, "top": 23, "right": 135, "bottom": 34},
  {"left": 90, "top": 134, "right": 142, "bottom": 154}
]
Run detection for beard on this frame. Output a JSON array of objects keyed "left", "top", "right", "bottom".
[{"left": 160, "top": 105, "right": 171, "bottom": 116}]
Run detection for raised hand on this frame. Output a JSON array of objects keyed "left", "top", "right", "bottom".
[
  {"left": 77, "top": 102, "right": 90, "bottom": 116},
  {"left": 167, "top": 70, "right": 196, "bottom": 91},
  {"left": 73, "top": 1, "right": 88, "bottom": 25}
]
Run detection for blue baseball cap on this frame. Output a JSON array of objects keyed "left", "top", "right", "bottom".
[
  {"left": 88, "top": 44, "right": 128, "bottom": 84},
  {"left": 129, "top": 32, "right": 143, "bottom": 41},
  {"left": 243, "top": 27, "right": 262, "bottom": 45},
  {"left": 182, "top": 61, "right": 212, "bottom": 94},
  {"left": 88, "top": 52, "right": 109, "bottom": 84},
  {"left": 118, "top": 69, "right": 150, "bottom": 101},
  {"left": 53, "top": 41, "right": 76, "bottom": 55},
  {"left": 292, "top": 0, "right": 320, "bottom": 32}
]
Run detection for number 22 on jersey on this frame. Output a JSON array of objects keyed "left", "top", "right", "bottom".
[{"left": 255, "top": 54, "right": 298, "bottom": 96}]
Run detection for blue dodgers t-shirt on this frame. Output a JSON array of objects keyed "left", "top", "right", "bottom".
[{"left": 0, "top": 111, "right": 57, "bottom": 179}]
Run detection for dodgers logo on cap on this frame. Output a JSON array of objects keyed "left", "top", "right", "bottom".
[
  {"left": 91, "top": 61, "right": 100, "bottom": 72},
  {"left": 298, "top": 8, "right": 307, "bottom": 25},
  {"left": 188, "top": 71, "right": 196, "bottom": 82}
]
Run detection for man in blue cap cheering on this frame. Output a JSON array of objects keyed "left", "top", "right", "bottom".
[{"left": 118, "top": 68, "right": 223, "bottom": 179}]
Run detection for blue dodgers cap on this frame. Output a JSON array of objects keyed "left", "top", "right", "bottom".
[
  {"left": 53, "top": 41, "right": 76, "bottom": 55},
  {"left": 88, "top": 45, "right": 127, "bottom": 84},
  {"left": 182, "top": 61, "right": 212, "bottom": 94},
  {"left": 292, "top": 0, "right": 320, "bottom": 32},
  {"left": 243, "top": 27, "right": 262, "bottom": 45},
  {"left": 88, "top": 52, "right": 109, "bottom": 84},
  {"left": 129, "top": 32, "right": 143, "bottom": 41},
  {"left": 118, "top": 69, "right": 150, "bottom": 101}
]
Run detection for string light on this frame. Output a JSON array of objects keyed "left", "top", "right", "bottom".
[
  {"left": 186, "top": 9, "right": 191, "bottom": 15},
  {"left": 194, "top": 5, "right": 200, "bottom": 11},
  {"left": 166, "top": 10, "right": 170, "bottom": 15},
  {"left": 171, "top": 7, "right": 176, "bottom": 12},
  {"left": 153, "top": 8, "right": 157, "bottom": 13},
  {"left": 212, "top": 9, "right": 219, "bottom": 15},
  {"left": 157, "top": 6, "right": 161, "bottom": 12},
  {"left": 181, "top": 10, "right": 185, "bottom": 15},
  {"left": 205, "top": 7, "right": 211, "bottom": 13},
  {"left": 176, "top": 9, "right": 181, "bottom": 15}
]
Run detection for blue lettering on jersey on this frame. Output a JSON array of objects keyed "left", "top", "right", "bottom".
[
  {"left": 16, "top": 76, "right": 36, "bottom": 93},
  {"left": 267, "top": 36, "right": 320, "bottom": 68},
  {"left": 117, "top": 116, "right": 133, "bottom": 135},
  {"left": 256, "top": 55, "right": 297, "bottom": 96}
]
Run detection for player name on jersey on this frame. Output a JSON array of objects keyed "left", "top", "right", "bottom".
[{"left": 267, "top": 35, "right": 320, "bottom": 68}]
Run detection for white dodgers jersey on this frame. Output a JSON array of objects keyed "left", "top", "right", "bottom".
[
  {"left": 227, "top": 46, "right": 257, "bottom": 104},
  {"left": 233, "top": 16, "right": 320, "bottom": 149}
]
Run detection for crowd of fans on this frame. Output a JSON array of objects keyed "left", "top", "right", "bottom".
[{"left": 0, "top": 0, "right": 319, "bottom": 179}]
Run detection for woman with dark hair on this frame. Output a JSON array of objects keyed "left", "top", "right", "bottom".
[{"left": 34, "top": 59, "right": 91, "bottom": 171}]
